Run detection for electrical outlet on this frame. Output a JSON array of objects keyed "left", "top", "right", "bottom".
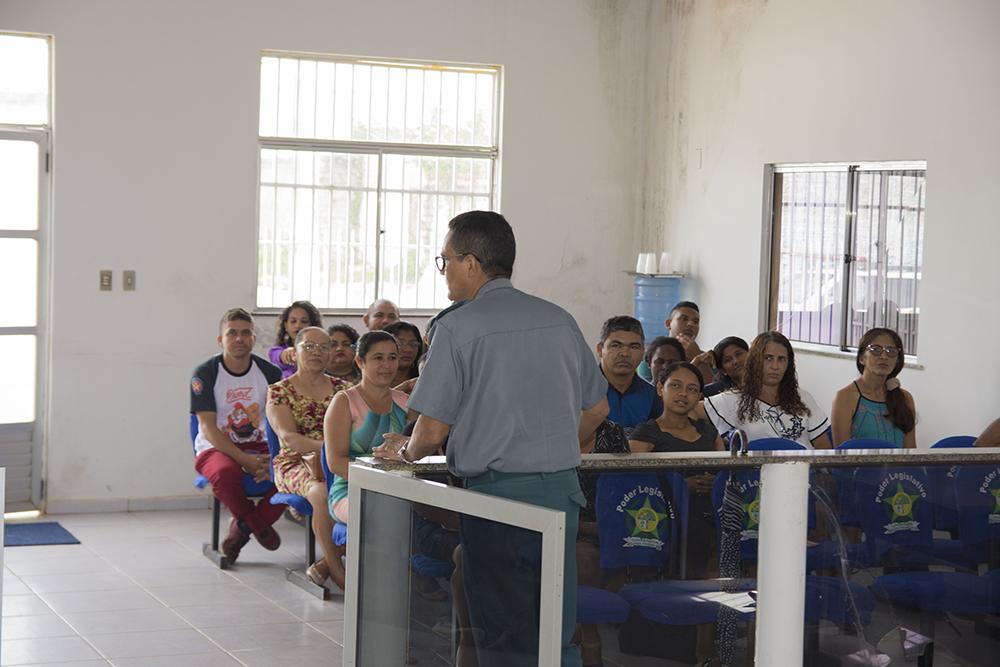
[
  {"left": 123, "top": 270, "right": 136, "bottom": 291},
  {"left": 99, "top": 270, "right": 112, "bottom": 291}
]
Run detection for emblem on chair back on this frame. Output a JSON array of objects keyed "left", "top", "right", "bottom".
[
  {"left": 597, "top": 473, "right": 675, "bottom": 569},
  {"left": 956, "top": 466, "right": 1000, "bottom": 545}
]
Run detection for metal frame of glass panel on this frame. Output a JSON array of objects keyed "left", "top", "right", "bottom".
[{"left": 343, "top": 464, "right": 565, "bottom": 667}]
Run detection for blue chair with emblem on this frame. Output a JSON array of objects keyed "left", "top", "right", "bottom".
[
  {"left": 263, "top": 419, "right": 329, "bottom": 599},
  {"left": 928, "top": 435, "right": 976, "bottom": 541},
  {"left": 598, "top": 472, "right": 745, "bottom": 663},
  {"left": 709, "top": 468, "right": 876, "bottom": 628},
  {"left": 189, "top": 413, "right": 276, "bottom": 569},
  {"left": 857, "top": 465, "right": 999, "bottom": 643}
]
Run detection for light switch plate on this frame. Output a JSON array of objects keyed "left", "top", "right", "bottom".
[
  {"left": 123, "top": 270, "right": 136, "bottom": 291},
  {"left": 99, "top": 270, "right": 112, "bottom": 291}
]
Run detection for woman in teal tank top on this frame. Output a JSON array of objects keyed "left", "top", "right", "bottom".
[
  {"left": 324, "top": 331, "right": 409, "bottom": 524},
  {"left": 831, "top": 328, "right": 917, "bottom": 448}
]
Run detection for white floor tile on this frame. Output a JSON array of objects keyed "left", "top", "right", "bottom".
[
  {"left": 61, "top": 607, "right": 190, "bottom": 636},
  {"left": 3, "top": 596, "right": 53, "bottom": 617},
  {"left": 198, "top": 621, "right": 334, "bottom": 651},
  {"left": 37, "top": 589, "right": 162, "bottom": 614},
  {"left": 145, "top": 582, "right": 265, "bottom": 608},
  {"left": 109, "top": 651, "right": 240, "bottom": 667},
  {"left": 1, "top": 614, "right": 77, "bottom": 640},
  {"left": 85, "top": 628, "right": 219, "bottom": 659},
  {"left": 20, "top": 572, "right": 138, "bottom": 594},
  {"left": 0, "top": 636, "right": 102, "bottom": 666},
  {"left": 171, "top": 600, "right": 301, "bottom": 628}
]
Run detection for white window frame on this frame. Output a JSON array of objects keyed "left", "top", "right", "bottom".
[
  {"left": 760, "top": 161, "right": 926, "bottom": 361},
  {"left": 0, "top": 30, "right": 53, "bottom": 511},
  {"left": 254, "top": 51, "right": 502, "bottom": 315}
]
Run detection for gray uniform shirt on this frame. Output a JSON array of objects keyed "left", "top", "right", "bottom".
[{"left": 408, "top": 279, "right": 607, "bottom": 478}]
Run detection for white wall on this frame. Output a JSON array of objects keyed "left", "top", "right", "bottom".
[
  {"left": 0, "top": 0, "right": 666, "bottom": 508},
  {"left": 654, "top": 0, "right": 1000, "bottom": 445}
]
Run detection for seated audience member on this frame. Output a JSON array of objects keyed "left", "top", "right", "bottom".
[
  {"left": 703, "top": 336, "right": 749, "bottom": 398},
  {"left": 637, "top": 335, "right": 686, "bottom": 383},
  {"left": 629, "top": 361, "right": 724, "bottom": 664},
  {"left": 636, "top": 301, "right": 714, "bottom": 383},
  {"left": 361, "top": 298, "right": 400, "bottom": 331},
  {"left": 326, "top": 324, "right": 361, "bottom": 385},
  {"left": 576, "top": 419, "right": 630, "bottom": 667},
  {"left": 324, "top": 331, "right": 409, "bottom": 524},
  {"left": 268, "top": 301, "right": 323, "bottom": 380},
  {"left": 975, "top": 418, "right": 1000, "bottom": 447},
  {"left": 597, "top": 316, "right": 662, "bottom": 431},
  {"left": 703, "top": 331, "right": 832, "bottom": 449},
  {"left": 383, "top": 320, "right": 424, "bottom": 389},
  {"left": 831, "top": 328, "right": 916, "bottom": 448},
  {"left": 266, "top": 327, "right": 349, "bottom": 589},
  {"left": 191, "top": 308, "right": 284, "bottom": 562}
]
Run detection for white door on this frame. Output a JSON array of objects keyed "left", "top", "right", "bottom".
[{"left": 0, "top": 132, "right": 48, "bottom": 511}]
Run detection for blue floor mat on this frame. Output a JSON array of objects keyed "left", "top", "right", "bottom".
[{"left": 5, "top": 522, "right": 80, "bottom": 546}]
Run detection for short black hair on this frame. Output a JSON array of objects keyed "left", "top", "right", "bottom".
[
  {"left": 644, "top": 336, "right": 686, "bottom": 364},
  {"left": 447, "top": 211, "right": 516, "bottom": 279},
  {"left": 219, "top": 307, "right": 253, "bottom": 332},
  {"left": 669, "top": 301, "right": 700, "bottom": 317},
  {"left": 327, "top": 323, "right": 360, "bottom": 345},
  {"left": 599, "top": 315, "right": 644, "bottom": 344}
]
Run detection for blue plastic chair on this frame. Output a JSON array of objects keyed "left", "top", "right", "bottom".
[
  {"left": 747, "top": 437, "right": 805, "bottom": 451},
  {"left": 189, "top": 414, "right": 276, "bottom": 568},
  {"left": 263, "top": 420, "right": 329, "bottom": 595},
  {"left": 709, "top": 469, "right": 875, "bottom": 626},
  {"left": 319, "top": 446, "right": 348, "bottom": 547},
  {"left": 577, "top": 586, "right": 632, "bottom": 624},
  {"left": 928, "top": 436, "right": 976, "bottom": 537},
  {"left": 833, "top": 438, "right": 897, "bottom": 530},
  {"left": 854, "top": 464, "right": 988, "bottom": 633},
  {"left": 931, "top": 435, "right": 977, "bottom": 449}
]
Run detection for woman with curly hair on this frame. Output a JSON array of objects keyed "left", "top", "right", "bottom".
[
  {"left": 831, "top": 328, "right": 916, "bottom": 448},
  {"left": 268, "top": 301, "right": 323, "bottom": 379},
  {"left": 703, "top": 331, "right": 832, "bottom": 449}
]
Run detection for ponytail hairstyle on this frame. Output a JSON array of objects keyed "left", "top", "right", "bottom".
[
  {"left": 738, "top": 331, "right": 809, "bottom": 423},
  {"left": 856, "top": 328, "right": 915, "bottom": 433}
]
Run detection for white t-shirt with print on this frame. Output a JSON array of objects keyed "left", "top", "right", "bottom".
[{"left": 704, "top": 389, "right": 829, "bottom": 449}]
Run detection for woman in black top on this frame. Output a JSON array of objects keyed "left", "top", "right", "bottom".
[
  {"left": 629, "top": 362, "right": 724, "bottom": 574},
  {"left": 630, "top": 361, "right": 724, "bottom": 667}
]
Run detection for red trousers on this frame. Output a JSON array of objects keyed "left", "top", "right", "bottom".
[{"left": 195, "top": 444, "right": 284, "bottom": 535}]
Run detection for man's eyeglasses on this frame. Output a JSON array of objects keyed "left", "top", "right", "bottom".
[
  {"left": 866, "top": 344, "right": 899, "bottom": 358},
  {"left": 299, "top": 342, "right": 332, "bottom": 353},
  {"left": 434, "top": 253, "right": 480, "bottom": 272}
]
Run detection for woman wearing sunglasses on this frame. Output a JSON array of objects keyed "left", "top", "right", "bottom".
[{"left": 831, "top": 327, "right": 916, "bottom": 448}]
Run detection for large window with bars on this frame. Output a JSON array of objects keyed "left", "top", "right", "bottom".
[
  {"left": 766, "top": 162, "right": 926, "bottom": 356},
  {"left": 255, "top": 52, "right": 501, "bottom": 311}
]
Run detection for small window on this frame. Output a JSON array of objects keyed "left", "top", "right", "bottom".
[
  {"left": 766, "top": 162, "right": 926, "bottom": 356},
  {"left": 256, "top": 52, "right": 501, "bottom": 311}
]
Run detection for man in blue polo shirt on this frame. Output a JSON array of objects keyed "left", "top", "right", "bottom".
[{"left": 597, "top": 316, "right": 662, "bottom": 433}]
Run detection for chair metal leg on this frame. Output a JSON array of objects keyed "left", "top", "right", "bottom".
[
  {"left": 202, "top": 497, "right": 230, "bottom": 569},
  {"left": 285, "top": 515, "right": 328, "bottom": 599}
]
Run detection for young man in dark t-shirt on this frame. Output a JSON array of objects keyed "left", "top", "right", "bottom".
[
  {"left": 597, "top": 315, "right": 663, "bottom": 432},
  {"left": 190, "top": 308, "right": 284, "bottom": 562}
]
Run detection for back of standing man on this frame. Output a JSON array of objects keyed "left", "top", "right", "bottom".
[{"left": 374, "top": 211, "right": 609, "bottom": 667}]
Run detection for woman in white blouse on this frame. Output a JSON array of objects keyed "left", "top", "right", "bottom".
[{"left": 703, "top": 331, "right": 832, "bottom": 449}]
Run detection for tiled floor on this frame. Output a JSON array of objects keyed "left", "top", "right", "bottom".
[{"left": 2, "top": 509, "right": 344, "bottom": 666}]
